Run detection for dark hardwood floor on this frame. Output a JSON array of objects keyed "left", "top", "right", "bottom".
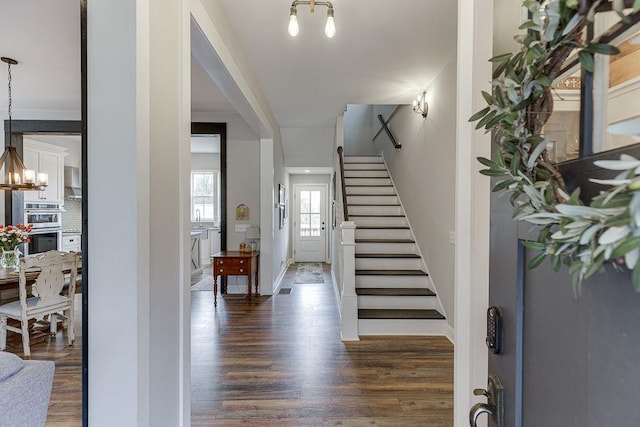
[
  {"left": 1, "top": 294, "right": 83, "bottom": 427},
  {"left": 191, "top": 263, "right": 454, "bottom": 426},
  {"left": 2, "top": 263, "right": 453, "bottom": 426}
]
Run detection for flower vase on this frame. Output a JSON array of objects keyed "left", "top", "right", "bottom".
[{"left": 0, "top": 248, "right": 20, "bottom": 271}]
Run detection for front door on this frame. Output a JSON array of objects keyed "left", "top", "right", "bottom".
[
  {"left": 294, "top": 185, "right": 327, "bottom": 262},
  {"left": 481, "top": 151, "right": 640, "bottom": 427}
]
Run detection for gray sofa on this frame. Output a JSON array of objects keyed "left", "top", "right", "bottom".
[{"left": 0, "top": 351, "right": 55, "bottom": 427}]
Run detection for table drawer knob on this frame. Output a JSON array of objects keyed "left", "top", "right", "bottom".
[
  {"left": 240, "top": 260, "right": 244, "bottom": 264},
  {"left": 239, "top": 269, "right": 244, "bottom": 273},
  {"left": 220, "top": 260, "right": 224, "bottom": 264},
  {"left": 220, "top": 268, "right": 224, "bottom": 272}
]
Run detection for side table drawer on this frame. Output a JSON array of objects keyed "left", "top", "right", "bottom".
[
  {"left": 215, "top": 265, "right": 247, "bottom": 275},
  {"left": 214, "top": 257, "right": 249, "bottom": 275},
  {"left": 215, "top": 258, "right": 247, "bottom": 268}
]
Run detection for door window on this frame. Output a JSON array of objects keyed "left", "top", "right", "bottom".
[{"left": 299, "top": 190, "right": 321, "bottom": 237}]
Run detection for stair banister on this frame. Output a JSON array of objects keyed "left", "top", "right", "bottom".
[{"left": 336, "top": 146, "right": 349, "bottom": 221}]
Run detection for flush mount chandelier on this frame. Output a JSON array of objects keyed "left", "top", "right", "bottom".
[
  {"left": 288, "top": 0, "right": 336, "bottom": 38},
  {"left": 0, "top": 57, "right": 48, "bottom": 191}
]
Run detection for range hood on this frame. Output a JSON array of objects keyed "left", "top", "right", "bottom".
[{"left": 64, "top": 166, "right": 82, "bottom": 199}]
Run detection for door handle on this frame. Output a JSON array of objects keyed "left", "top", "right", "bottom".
[
  {"left": 469, "top": 375, "right": 504, "bottom": 426},
  {"left": 469, "top": 403, "right": 493, "bottom": 427}
]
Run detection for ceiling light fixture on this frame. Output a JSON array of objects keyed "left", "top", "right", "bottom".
[
  {"left": 0, "top": 57, "right": 48, "bottom": 191},
  {"left": 288, "top": 0, "right": 336, "bottom": 38},
  {"left": 412, "top": 90, "right": 429, "bottom": 119}
]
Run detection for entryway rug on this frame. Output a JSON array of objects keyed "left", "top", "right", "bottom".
[
  {"left": 191, "top": 275, "right": 214, "bottom": 291},
  {"left": 293, "top": 263, "right": 324, "bottom": 284}
]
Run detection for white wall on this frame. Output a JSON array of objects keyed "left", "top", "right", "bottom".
[
  {"left": 89, "top": 0, "right": 190, "bottom": 425},
  {"left": 272, "top": 136, "right": 290, "bottom": 278},
  {"left": 192, "top": 112, "right": 260, "bottom": 251},
  {"left": 343, "top": 104, "right": 374, "bottom": 155},
  {"left": 371, "top": 58, "right": 457, "bottom": 329},
  {"left": 281, "top": 127, "right": 334, "bottom": 167},
  {"left": 190, "top": 152, "right": 220, "bottom": 170}
]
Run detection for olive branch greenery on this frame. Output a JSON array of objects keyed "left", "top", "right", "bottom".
[{"left": 470, "top": 0, "right": 640, "bottom": 290}]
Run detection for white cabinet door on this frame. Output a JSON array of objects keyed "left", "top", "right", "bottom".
[
  {"left": 210, "top": 229, "right": 221, "bottom": 256},
  {"left": 39, "top": 151, "right": 61, "bottom": 202},
  {"left": 199, "top": 233, "right": 211, "bottom": 267},
  {"left": 22, "top": 141, "right": 65, "bottom": 203}
]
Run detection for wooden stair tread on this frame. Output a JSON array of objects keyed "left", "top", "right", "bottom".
[
  {"left": 356, "top": 239, "right": 415, "bottom": 243},
  {"left": 356, "top": 225, "right": 410, "bottom": 229},
  {"left": 351, "top": 214, "right": 405, "bottom": 217},
  {"left": 349, "top": 203, "right": 401, "bottom": 206},
  {"left": 358, "top": 309, "right": 445, "bottom": 320},
  {"left": 356, "top": 288, "right": 436, "bottom": 297},
  {"left": 355, "top": 253, "right": 420, "bottom": 258},
  {"left": 356, "top": 269, "right": 428, "bottom": 276}
]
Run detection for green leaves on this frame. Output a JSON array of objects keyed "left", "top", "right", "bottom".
[
  {"left": 472, "top": 0, "right": 640, "bottom": 292},
  {"left": 578, "top": 50, "right": 594, "bottom": 72},
  {"left": 585, "top": 43, "right": 620, "bottom": 56}
]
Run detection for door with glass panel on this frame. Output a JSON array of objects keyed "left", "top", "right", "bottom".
[{"left": 294, "top": 185, "right": 327, "bottom": 262}]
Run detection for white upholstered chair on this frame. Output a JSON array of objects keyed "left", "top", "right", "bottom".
[{"left": 0, "top": 250, "right": 80, "bottom": 357}]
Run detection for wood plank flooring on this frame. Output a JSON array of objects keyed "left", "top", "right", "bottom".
[
  {"left": 1, "top": 294, "right": 83, "bottom": 427},
  {"left": 2, "top": 263, "right": 453, "bottom": 426},
  {"left": 191, "top": 263, "right": 454, "bottom": 426}
]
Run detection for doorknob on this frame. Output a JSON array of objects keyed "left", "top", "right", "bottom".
[
  {"left": 469, "top": 402, "right": 493, "bottom": 427},
  {"left": 469, "top": 375, "right": 504, "bottom": 426}
]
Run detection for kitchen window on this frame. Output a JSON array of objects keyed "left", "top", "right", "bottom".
[{"left": 191, "top": 170, "right": 219, "bottom": 222}]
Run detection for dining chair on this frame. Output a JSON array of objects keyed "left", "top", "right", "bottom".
[{"left": 0, "top": 250, "right": 80, "bottom": 357}]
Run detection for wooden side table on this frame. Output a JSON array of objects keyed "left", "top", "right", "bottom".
[{"left": 211, "top": 250, "right": 259, "bottom": 306}]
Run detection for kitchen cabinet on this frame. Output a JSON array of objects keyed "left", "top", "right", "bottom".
[
  {"left": 209, "top": 228, "right": 221, "bottom": 257},
  {"left": 199, "top": 230, "right": 211, "bottom": 267},
  {"left": 23, "top": 141, "right": 65, "bottom": 203},
  {"left": 62, "top": 234, "right": 81, "bottom": 252}
]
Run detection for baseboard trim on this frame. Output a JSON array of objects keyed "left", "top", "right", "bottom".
[
  {"left": 272, "top": 258, "right": 294, "bottom": 295},
  {"left": 331, "top": 266, "right": 342, "bottom": 319},
  {"left": 444, "top": 323, "right": 455, "bottom": 344}
]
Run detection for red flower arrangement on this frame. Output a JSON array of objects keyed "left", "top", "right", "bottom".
[{"left": 0, "top": 223, "right": 32, "bottom": 251}]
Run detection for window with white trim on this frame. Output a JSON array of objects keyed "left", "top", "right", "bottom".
[{"left": 191, "top": 170, "right": 219, "bottom": 223}]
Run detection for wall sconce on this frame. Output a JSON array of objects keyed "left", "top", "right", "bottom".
[
  {"left": 288, "top": 0, "right": 336, "bottom": 38},
  {"left": 412, "top": 90, "right": 429, "bottom": 119}
]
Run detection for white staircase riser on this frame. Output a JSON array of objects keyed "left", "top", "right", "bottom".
[
  {"left": 356, "top": 275, "right": 430, "bottom": 288},
  {"left": 358, "top": 319, "right": 448, "bottom": 336},
  {"left": 345, "top": 178, "right": 392, "bottom": 186},
  {"left": 344, "top": 156, "right": 383, "bottom": 163},
  {"left": 348, "top": 195, "right": 398, "bottom": 205},
  {"left": 355, "top": 242, "right": 417, "bottom": 254},
  {"left": 355, "top": 258, "right": 422, "bottom": 270},
  {"left": 344, "top": 170, "right": 389, "bottom": 178},
  {"left": 351, "top": 216, "right": 407, "bottom": 226},
  {"left": 355, "top": 228, "right": 412, "bottom": 240},
  {"left": 349, "top": 205, "right": 403, "bottom": 215},
  {"left": 344, "top": 163, "right": 386, "bottom": 170},
  {"left": 357, "top": 295, "right": 439, "bottom": 310},
  {"left": 346, "top": 186, "right": 395, "bottom": 195}
]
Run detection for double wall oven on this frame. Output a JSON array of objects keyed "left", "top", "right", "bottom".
[{"left": 23, "top": 202, "right": 62, "bottom": 255}]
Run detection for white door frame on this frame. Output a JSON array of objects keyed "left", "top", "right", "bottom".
[
  {"left": 292, "top": 183, "right": 330, "bottom": 263},
  {"left": 454, "top": 0, "right": 493, "bottom": 425}
]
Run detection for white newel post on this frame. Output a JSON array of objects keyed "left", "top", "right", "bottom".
[{"left": 340, "top": 221, "right": 359, "bottom": 341}]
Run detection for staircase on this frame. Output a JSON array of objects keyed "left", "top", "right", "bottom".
[{"left": 343, "top": 155, "right": 447, "bottom": 335}]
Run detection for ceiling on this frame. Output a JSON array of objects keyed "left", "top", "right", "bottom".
[
  {"left": 213, "top": 0, "right": 458, "bottom": 128},
  {"left": 1, "top": 0, "right": 458, "bottom": 146}
]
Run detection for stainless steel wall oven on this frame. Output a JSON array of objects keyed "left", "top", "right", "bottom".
[{"left": 23, "top": 202, "right": 62, "bottom": 255}]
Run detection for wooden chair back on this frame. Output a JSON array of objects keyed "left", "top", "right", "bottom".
[{"left": 18, "top": 251, "right": 79, "bottom": 314}]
